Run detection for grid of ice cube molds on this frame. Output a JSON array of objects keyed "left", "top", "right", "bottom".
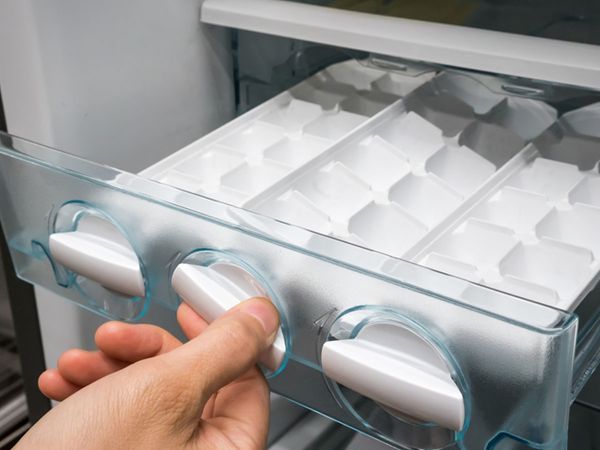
[
  {"left": 534, "top": 101, "right": 600, "bottom": 172},
  {"left": 414, "top": 103, "right": 600, "bottom": 310},
  {"left": 254, "top": 108, "right": 516, "bottom": 258},
  {"left": 252, "top": 70, "right": 560, "bottom": 260},
  {"left": 417, "top": 152, "right": 600, "bottom": 311},
  {"left": 406, "top": 71, "right": 558, "bottom": 141},
  {"left": 145, "top": 60, "right": 435, "bottom": 206}
]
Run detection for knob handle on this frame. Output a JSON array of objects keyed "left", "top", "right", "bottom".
[
  {"left": 322, "top": 322, "right": 465, "bottom": 431},
  {"left": 171, "top": 262, "right": 286, "bottom": 372},
  {"left": 49, "top": 216, "right": 145, "bottom": 298}
]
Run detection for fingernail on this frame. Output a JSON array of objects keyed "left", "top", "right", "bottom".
[{"left": 240, "top": 299, "right": 279, "bottom": 335}]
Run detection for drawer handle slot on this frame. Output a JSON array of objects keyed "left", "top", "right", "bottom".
[{"left": 322, "top": 321, "right": 465, "bottom": 431}]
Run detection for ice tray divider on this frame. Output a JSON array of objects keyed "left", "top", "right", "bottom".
[
  {"left": 243, "top": 99, "right": 408, "bottom": 210},
  {"left": 402, "top": 143, "right": 540, "bottom": 261}
]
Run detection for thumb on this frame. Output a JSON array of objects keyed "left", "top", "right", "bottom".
[{"left": 154, "top": 297, "right": 280, "bottom": 422}]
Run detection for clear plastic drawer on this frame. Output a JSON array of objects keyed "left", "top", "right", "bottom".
[{"left": 1, "top": 46, "right": 600, "bottom": 450}]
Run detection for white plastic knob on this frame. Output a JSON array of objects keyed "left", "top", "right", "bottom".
[
  {"left": 322, "top": 322, "right": 465, "bottom": 431},
  {"left": 171, "top": 262, "right": 286, "bottom": 372},
  {"left": 49, "top": 216, "right": 145, "bottom": 298}
]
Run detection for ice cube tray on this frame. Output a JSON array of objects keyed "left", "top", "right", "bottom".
[
  {"left": 250, "top": 106, "right": 502, "bottom": 257},
  {"left": 534, "top": 101, "right": 600, "bottom": 171},
  {"left": 144, "top": 60, "right": 435, "bottom": 206},
  {"left": 415, "top": 103, "right": 600, "bottom": 311},
  {"left": 404, "top": 71, "right": 557, "bottom": 140},
  {"left": 142, "top": 59, "right": 600, "bottom": 311}
]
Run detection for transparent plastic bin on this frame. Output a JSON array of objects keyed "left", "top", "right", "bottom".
[{"left": 1, "top": 57, "right": 599, "bottom": 450}]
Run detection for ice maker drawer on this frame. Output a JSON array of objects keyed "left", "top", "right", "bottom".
[
  {"left": 143, "top": 59, "right": 600, "bottom": 315},
  {"left": 0, "top": 132, "right": 578, "bottom": 450}
]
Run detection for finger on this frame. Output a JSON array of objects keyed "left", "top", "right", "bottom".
[
  {"left": 179, "top": 301, "right": 265, "bottom": 426},
  {"left": 95, "top": 322, "right": 182, "bottom": 363},
  {"left": 57, "top": 349, "right": 127, "bottom": 387},
  {"left": 54, "top": 324, "right": 183, "bottom": 390},
  {"left": 206, "top": 367, "right": 270, "bottom": 440},
  {"left": 38, "top": 369, "right": 80, "bottom": 401},
  {"left": 197, "top": 370, "right": 270, "bottom": 450},
  {"left": 198, "top": 370, "right": 263, "bottom": 421},
  {"left": 156, "top": 297, "right": 279, "bottom": 425},
  {"left": 177, "top": 303, "right": 208, "bottom": 340}
]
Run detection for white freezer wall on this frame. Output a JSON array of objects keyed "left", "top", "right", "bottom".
[
  {"left": 0, "top": 0, "right": 235, "bottom": 171},
  {"left": 0, "top": 0, "right": 235, "bottom": 363}
]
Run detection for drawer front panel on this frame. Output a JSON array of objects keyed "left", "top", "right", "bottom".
[{"left": 0, "top": 133, "right": 576, "bottom": 449}]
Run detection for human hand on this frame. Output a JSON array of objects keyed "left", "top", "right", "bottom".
[{"left": 17, "top": 297, "right": 280, "bottom": 450}]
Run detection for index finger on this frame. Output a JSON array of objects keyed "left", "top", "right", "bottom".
[{"left": 177, "top": 302, "right": 209, "bottom": 340}]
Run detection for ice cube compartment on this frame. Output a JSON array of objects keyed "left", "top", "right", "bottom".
[
  {"left": 534, "top": 102, "right": 600, "bottom": 172},
  {"left": 146, "top": 60, "right": 432, "bottom": 205},
  {"left": 153, "top": 98, "right": 337, "bottom": 204},
  {"left": 253, "top": 107, "right": 502, "bottom": 257},
  {"left": 416, "top": 156, "right": 600, "bottom": 310},
  {"left": 142, "top": 60, "right": 600, "bottom": 311},
  {"left": 407, "top": 71, "right": 557, "bottom": 140}
]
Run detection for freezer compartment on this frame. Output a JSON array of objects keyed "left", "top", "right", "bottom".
[{"left": 0, "top": 133, "right": 578, "bottom": 449}]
